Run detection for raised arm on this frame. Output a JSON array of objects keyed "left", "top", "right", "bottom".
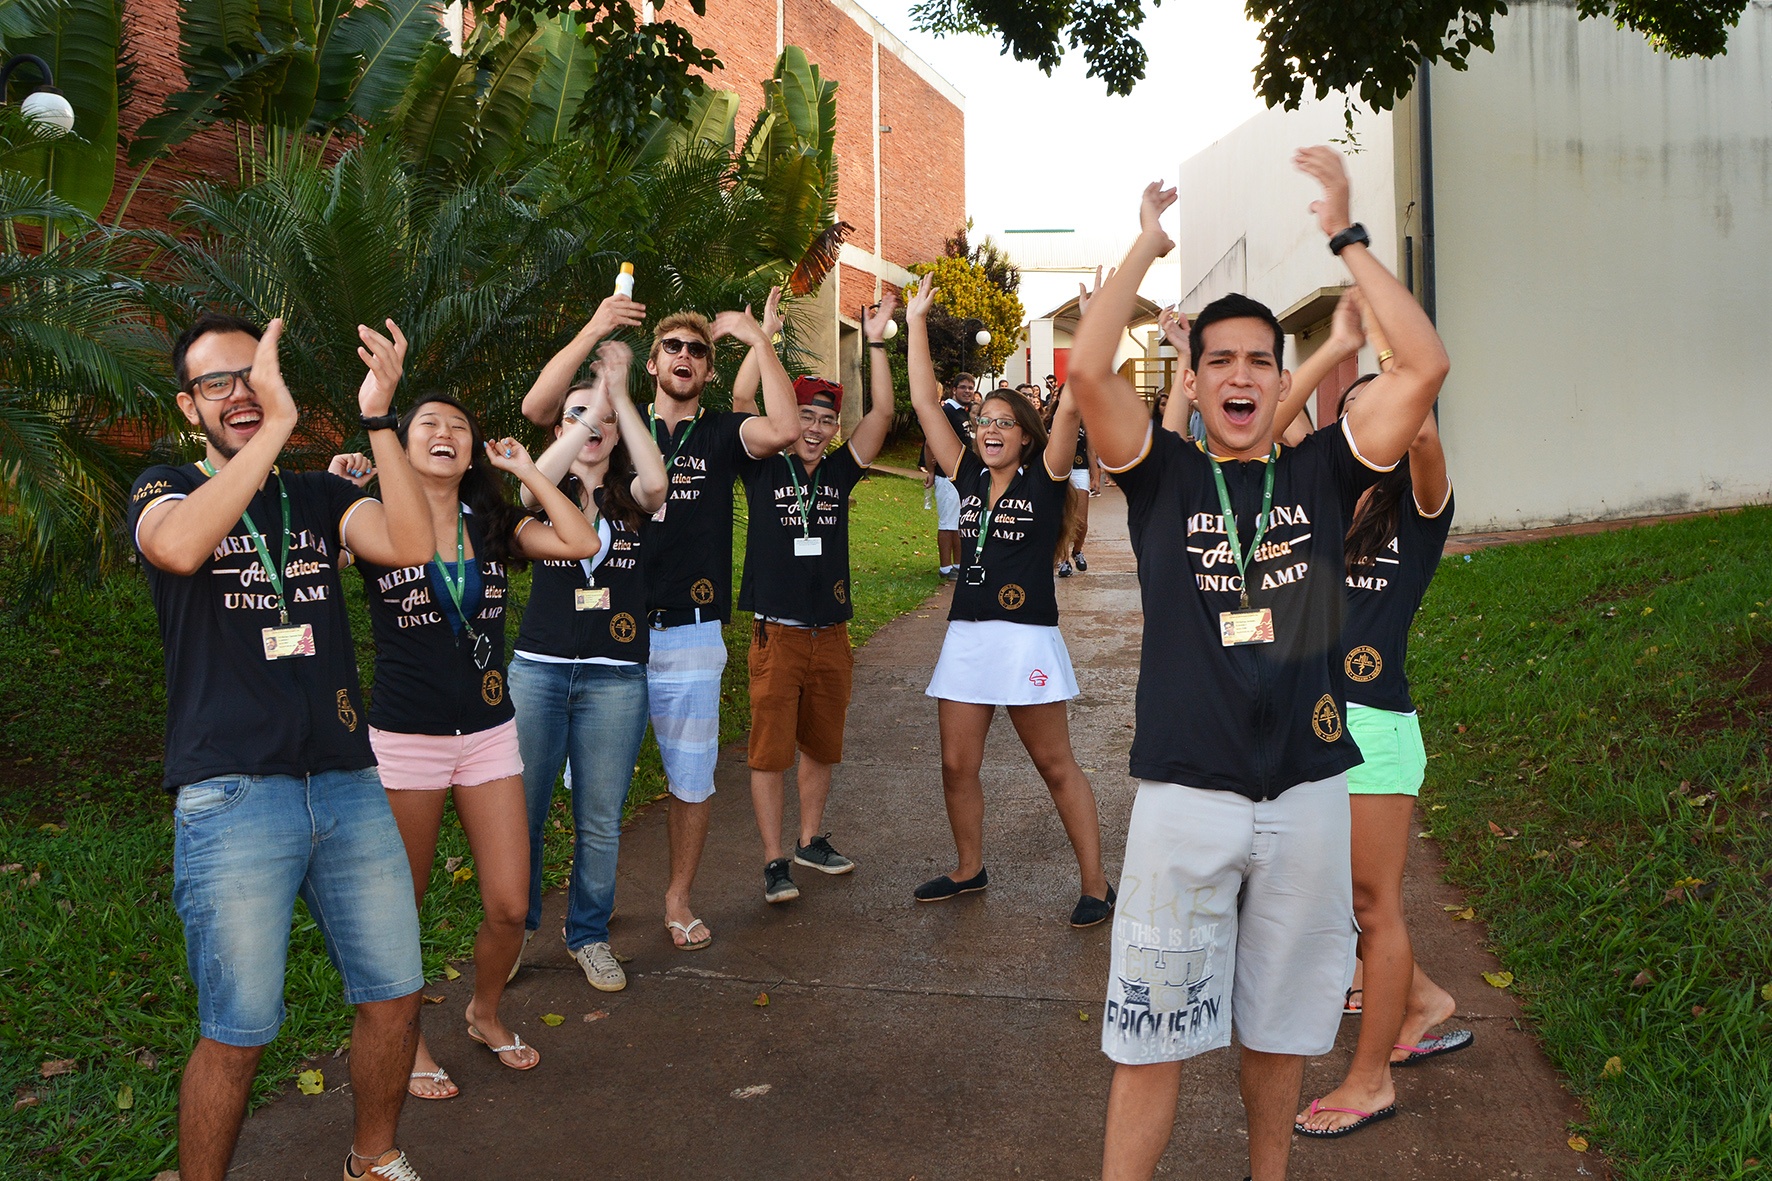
[
  {"left": 1044, "top": 385, "right": 1082, "bottom": 478},
  {"left": 1272, "top": 286, "right": 1363, "bottom": 438},
  {"left": 848, "top": 291, "right": 899, "bottom": 464},
  {"left": 520, "top": 293, "right": 647, "bottom": 426},
  {"left": 1155, "top": 305, "right": 1195, "bottom": 437},
  {"left": 718, "top": 292, "right": 800, "bottom": 456},
  {"left": 1069, "top": 183, "right": 1177, "bottom": 470},
  {"left": 905, "top": 275, "right": 964, "bottom": 479},
  {"left": 521, "top": 384, "right": 596, "bottom": 510},
  {"left": 1407, "top": 405, "right": 1451, "bottom": 515},
  {"left": 1294, "top": 147, "right": 1450, "bottom": 467},
  {"left": 136, "top": 321, "right": 299, "bottom": 575},
  {"left": 490, "top": 439, "right": 600, "bottom": 560},
  {"left": 337, "top": 321, "right": 433, "bottom": 569},
  {"left": 730, "top": 286, "right": 783, "bottom": 417},
  {"left": 601, "top": 343, "right": 668, "bottom": 513}
]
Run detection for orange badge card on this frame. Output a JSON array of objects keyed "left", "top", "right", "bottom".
[{"left": 1219, "top": 608, "right": 1275, "bottom": 647}]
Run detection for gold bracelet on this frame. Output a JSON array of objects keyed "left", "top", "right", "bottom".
[{"left": 1376, "top": 349, "right": 1395, "bottom": 368}]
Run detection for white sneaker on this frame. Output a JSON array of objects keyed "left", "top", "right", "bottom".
[
  {"left": 345, "top": 1148, "right": 422, "bottom": 1181},
  {"left": 572, "top": 941, "right": 627, "bottom": 992}
]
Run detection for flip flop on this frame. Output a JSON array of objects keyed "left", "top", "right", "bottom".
[
  {"left": 1394, "top": 1027, "right": 1474, "bottom": 1065},
  {"left": 1293, "top": 1098, "right": 1398, "bottom": 1138},
  {"left": 466, "top": 1024, "right": 540, "bottom": 1071},
  {"left": 1343, "top": 987, "right": 1363, "bottom": 1014},
  {"left": 407, "top": 1067, "right": 458, "bottom": 1100},
  {"left": 667, "top": 917, "right": 712, "bottom": 950}
]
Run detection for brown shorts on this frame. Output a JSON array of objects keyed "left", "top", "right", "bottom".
[{"left": 747, "top": 620, "right": 855, "bottom": 771}]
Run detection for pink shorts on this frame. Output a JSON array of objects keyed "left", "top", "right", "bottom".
[{"left": 369, "top": 719, "right": 524, "bottom": 791}]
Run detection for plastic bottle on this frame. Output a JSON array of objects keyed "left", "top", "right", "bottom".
[{"left": 614, "top": 262, "right": 635, "bottom": 298}]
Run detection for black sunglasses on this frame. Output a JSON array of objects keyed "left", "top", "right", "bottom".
[
  {"left": 186, "top": 367, "right": 254, "bottom": 401},
  {"left": 659, "top": 337, "right": 711, "bottom": 360}
]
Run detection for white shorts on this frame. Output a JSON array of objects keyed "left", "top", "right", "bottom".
[
  {"left": 934, "top": 475, "right": 960, "bottom": 531},
  {"left": 925, "top": 620, "right": 1078, "bottom": 706},
  {"left": 1101, "top": 776, "right": 1355, "bottom": 1064},
  {"left": 1068, "top": 467, "right": 1091, "bottom": 491}
]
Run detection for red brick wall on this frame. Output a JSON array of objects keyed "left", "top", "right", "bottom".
[{"left": 878, "top": 48, "right": 962, "bottom": 267}]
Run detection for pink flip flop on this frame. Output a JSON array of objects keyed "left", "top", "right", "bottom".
[{"left": 1294, "top": 1098, "right": 1398, "bottom": 1138}]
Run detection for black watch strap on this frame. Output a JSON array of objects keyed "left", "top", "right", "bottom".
[
  {"left": 360, "top": 412, "right": 399, "bottom": 432},
  {"left": 865, "top": 340, "right": 888, "bottom": 350},
  {"left": 1328, "top": 223, "right": 1370, "bottom": 256}
]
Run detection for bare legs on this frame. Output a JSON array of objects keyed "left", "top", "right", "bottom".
[
  {"left": 751, "top": 753, "right": 834, "bottom": 862},
  {"left": 664, "top": 796, "right": 713, "bottom": 945},
  {"left": 1071, "top": 485, "right": 1091, "bottom": 556},
  {"left": 934, "top": 698, "right": 1107, "bottom": 897},
  {"left": 938, "top": 527, "right": 959, "bottom": 570},
  {"left": 177, "top": 1039, "right": 264, "bottom": 1181},
  {"left": 1102, "top": 1049, "right": 1303, "bottom": 1181}
]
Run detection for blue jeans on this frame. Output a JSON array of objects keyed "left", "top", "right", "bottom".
[
  {"left": 509, "top": 656, "right": 650, "bottom": 948},
  {"left": 171, "top": 768, "right": 424, "bottom": 1047}
]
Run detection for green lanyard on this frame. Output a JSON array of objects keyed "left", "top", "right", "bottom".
[
  {"left": 1208, "top": 446, "right": 1278, "bottom": 610},
  {"left": 647, "top": 405, "right": 700, "bottom": 465},
  {"left": 432, "top": 512, "right": 469, "bottom": 621},
  {"left": 969, "top": 467, "right": 1002, "bottom": 570},
  {"left": 201, "top": 459, "right": 292, "bottom": 625},
  {"left": 788, "top": 458, "right": 821, "bottom": 538}
]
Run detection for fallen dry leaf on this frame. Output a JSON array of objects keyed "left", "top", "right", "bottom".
[
  {"left": 753, "top": 991, "right": 770, "bottom": 1007},
  {"left": 1691, "top": 1005, "right": 1706, "bottom": 1017},
  {"left": 1569, "top": 1135, "right": 1589, "bottom": 1152},
  {"left": 117, "top": 1085, "right": 134, "bottom": 1110},
  {"left": 1451, "top": 907, "right": 1477, "bottom": 921},
  {"left": 541, "top": 1013, "right": 565, "bottom": 1026},
  {"left": 136, "top": 1048, "right": 158, "bottom": 1071},
  {"left": 422, "top": 994, "right": 445, "bottom": 1004},
  {"left": 443, "top": 964, "right": 461, "bottom": 981},
  {"left": 1488, "top": 820, "right": 1505, "bottom": 836},
  {"left": 1567, "top": 838, "right": 1588, "bottom": 849},
  {"left": 296, "top": 1069, "right": 324, "bottom": 1095},
  {"left": 1603, "top": 1056, "right": 1623, "bottom": 1077},
  {"left": 1761, "top": 983, "right": 1772, "bottom": 1003},
  {"left": 730, "top": 1083, "right": 772, "bottom": 1099},
  {"left": 0, "top": 863, "right": 22, "bottom": 873},
  {"left": 583, "top": 1010, "right": 609, "bottom": 1023},
  {"left": 1078, "top": 1010, "right": 1091, "bottom": 1022},
  {"left": 451, "top": 866, "right": 474, "bottom": 884},
  {"left": 1630, "top": 970, "right": 1654, "bottom": 988},
  {"left": 13, "top": 1091, "right": 41, "bottom": 1110},
  {"left": 443, "top": 856, "right": 463, "bottom": 873},
  {"left": 55, "top": 898, "right": 73, "bottom": 915},
  {"left": 39, "top": 1059, "right": 76, "bottom": 1079},
  {"left": 153, "top": 1173, "right": 179, "bottom": 1181},
  {"left": 1531, "top": 850, "right": 1554, "bottom": 861},
  {"left": 1482, "top": 971, "right": 1515, "bottom": 989}
]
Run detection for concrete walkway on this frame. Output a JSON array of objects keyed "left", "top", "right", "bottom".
[{"left": 229, "top": 488, "right": 1594, "bottom": 1180}]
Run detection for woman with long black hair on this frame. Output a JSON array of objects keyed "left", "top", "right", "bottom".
[
  {"left": 510, "top": 341, "right": 668, "bottom": 993},
  {"left": 904, "top": 273, "right": 1113, "bottom": 927},
  {"left": 347, "top": 392, "right": 599, "bottom": 1100}
]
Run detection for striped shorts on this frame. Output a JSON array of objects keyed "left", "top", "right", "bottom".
[{"left": 646, "top": 620, "right": 728, "bottom": 803}]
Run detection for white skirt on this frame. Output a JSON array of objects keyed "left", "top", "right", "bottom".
[{"left": 926, "top": 620, "right": 1079, "bottom": 706}]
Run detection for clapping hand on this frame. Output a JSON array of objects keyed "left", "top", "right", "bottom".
[
  {"left": 862, "top": 288, "right": 899, "bottom": 341},
  {"left": 1140, "top": 181, "right": 1177, "bottom": 256},
  {"left": 759, "top": 285, "right": 785, "bottom": 342},
  {"left": 594, "top": 339, "right": 633, "bottom": 398},
  {"left": 905, "top": 272, "right": 936, "bottom": 321},
  {"left": 1077, "top": 265, "right": 1117, "bottom": 317},
  {"left": 251, "top": 318, "right": 298, "bottom": 433},
  {"left": 1157, "top": 304, "right": 1190, "bottom": 352},
  {"left": 485, "top": 437, "right": 536, "bottom": 475},
  {"left": 356, "top": 319, "right": 407, "bottom": 418},
  {"left": 711, "top": 306, "right": 767, "bottom": 348},
  {"left": 1294, "top": 146, "right": 1353, "bottom": 238}
]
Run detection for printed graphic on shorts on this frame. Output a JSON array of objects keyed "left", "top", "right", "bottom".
[
  {"left": 1106, "top": 916, "right": 1223, "bottom": 1057},
  {"left": 1344, "top": 645, "right": 1381, "bottom": 682},
  {"left": 480, "top": 669, "right": 504, "bottom": 706},
  {"left": 1028, "top": 668, "right": 1048, "bottom": 686},
  {"left": 336, "top": 689, "right": 358, "bottom": 731},
  {"left": 1311, "top": 693, "right": 1342, "bottom": 741},
  {"left": 997, "top": 583, "right": 1025, "bottom": 610},
  {"left": 691, "top": 577, "right": 715, "bottom": 605}
]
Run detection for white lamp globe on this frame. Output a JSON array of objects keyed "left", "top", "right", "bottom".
[
  {"left": 882, "top": 319, "right": 898, "bottom": 339},
  {"left": 20, "top": 89, "right": 75, "bottom": 136},
  {"left": 974, "top": 329, "right": 991, "bottom": 346}
]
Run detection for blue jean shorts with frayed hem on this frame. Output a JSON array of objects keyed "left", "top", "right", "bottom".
[{"left": 172, "top": 767, "right": 424, "bottom": 1047}]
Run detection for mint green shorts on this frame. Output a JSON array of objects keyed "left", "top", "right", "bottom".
[{"left": 1345, "top": 705, "right": 1427, "bottom": 796}]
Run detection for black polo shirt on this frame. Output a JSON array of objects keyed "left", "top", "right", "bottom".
[
  {"left": 643, "top": 407, "right": 754, "bottom": 623},
  {"left": 737, "top": 445, "right": 867, "bottom": 625},
  {"left": 1113, "top": 422, "right": 1390, "bottom": 800},
  {"left": 515, "top": 487, "right": 650, "bottom": 663},
  {"left": 1072, "top": 425, "right": 1091, "bottom": 471},
  {"left": 1342, "top": 484, "right": 1454, "bottom": 713},
  {"left": 128, "top": 463, "right": 375, "bottom": 791},
  {"left": 355, "top": 510, "right": 517, "bottom": 736},
  {"left": 949, "top": 449, "right": 1070, "bottom": 627},
  {"left": 922, "top": 399, "right": 974, "bottom": 472}
]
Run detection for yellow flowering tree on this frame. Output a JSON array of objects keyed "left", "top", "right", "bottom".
[{"left": 906, "top": 254, "right": 1024, "bottom": 377}]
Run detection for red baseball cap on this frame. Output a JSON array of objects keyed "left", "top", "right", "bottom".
[{"left": 793, "top": 376, "right": 843, "bottom": 411}]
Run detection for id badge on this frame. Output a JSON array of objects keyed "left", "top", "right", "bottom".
[
  {"left": 1219, "top": 608, "right": 1276, "bottom": 647},
  {"left": 262, "top": 623, "right": 316, "bottom": 660},
  {"left": 651, "top": 503, "right": 668, "bottom": 523},
  {"left": 963, "top": 567, "right": 986, "bottom": 586},
  {"left": 576, "top": 587, "right": 611, "bottom": 611},
  {"left": 794, "top": 536, "right": 823, "bottom": 557}
]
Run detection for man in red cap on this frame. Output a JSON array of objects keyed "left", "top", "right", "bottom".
[{"left": 732, "top": 295, "right": 899, "bottom": 904}]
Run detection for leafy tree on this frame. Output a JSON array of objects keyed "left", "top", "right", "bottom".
[
  {"left": 910, "top": 0, "right": 1750, "bottom": 110},
  {"left": 0, "top": 0, "right": 125, "bottom": 219},
  {"left": 907, "top": 251, "right": 1024, "bottom": 377}
]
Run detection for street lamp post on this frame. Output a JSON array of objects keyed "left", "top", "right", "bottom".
[{"left": 1, "top": 54, "right": 77, "bottom": 137}]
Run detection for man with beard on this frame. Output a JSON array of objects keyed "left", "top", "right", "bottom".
[
  {"left": 523, "top": 298, "right": 801, "bottom": 950},
  {"left": 129, "top": 312, "right": 436, "bottom": 1181},
  {"left": 1067, "top": 147, "right": 1450, "bottom": 1181}
]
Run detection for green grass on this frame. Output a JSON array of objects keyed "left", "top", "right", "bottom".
[
  {"left": 1412, "top": 507, "right": 1772, "bottom": 1180},
  {"left": 0, "top": 470, "right": 938, "bottom": 1180}
]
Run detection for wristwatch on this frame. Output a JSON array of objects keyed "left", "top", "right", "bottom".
[
  {"left": 360, "top": 412, "right": 399, "bottom": 432},
  {"left": 865, "top": 341, "right": 888, "bottom": 350},
  {"left": 1328, "top": 223, "right": 1370, "bottom": 256}
]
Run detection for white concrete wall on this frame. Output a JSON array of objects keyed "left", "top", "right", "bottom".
[{"left": 1432, "top": 0, "right": 1772, "bottom": 528}]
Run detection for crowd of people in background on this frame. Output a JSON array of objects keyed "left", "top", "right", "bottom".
[{"left": 127, "top": 143, "right": 1462, "bottom": 1181}]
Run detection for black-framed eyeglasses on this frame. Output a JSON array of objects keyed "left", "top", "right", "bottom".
[
  {"left": 186, "top": 368, "right": 253, "bottom": 401},
  {"left": 798, "top": 408, "right": 839, "bottom": 428},
  {"left": 974, "top": 415, "right": 1018, "bottom": 430},
  {"left": 659, "top": 337, "right": 711, "bottom": 360}
]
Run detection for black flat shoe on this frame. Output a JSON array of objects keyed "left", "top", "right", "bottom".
[
  {"left": 1069, "top": 885, "right": 1116, "bottom": 927},
  {"left": 914, "top": 867, "right": 989, "bottom": 902}
]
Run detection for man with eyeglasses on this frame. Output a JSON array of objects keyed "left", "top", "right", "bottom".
[
  {"left": 128, "top": 312, "right": 436, "bottom": 1181},
  {"left": 731, "top": 295, "right": 899, "bottom": 903},
  {"left": 919, "top": 371, "right": 975, "bottom": 578},
  {"left": 523, "top": 297, "right": 802, "bottom": 951}
]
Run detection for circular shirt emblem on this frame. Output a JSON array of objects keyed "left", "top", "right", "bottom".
[
  {"left": 335, "top": 689, "right": 358, "bottom": 732},
  {"left": 1311, "top": 694, "right": 1343, "bottom": 742},
  {"left": 610, "top": 612, "right": 638, "bottom": 643},
  {"left": 833, "top": 579, "right": 848, "bottom": 605},
  {"left": 690, "top": 578, "right": 715, "bottom": 605},
  {"left": 480, "top": 669, "right": 505, "bottom": 706},
  {"left": 997, "top": 583, "right": 1026, "bottom": 610},
  {"left": 1344, "top": 645, "right": 1382, "bottom": 683}
]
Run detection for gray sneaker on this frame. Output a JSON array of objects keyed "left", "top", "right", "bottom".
[
  {"left": 571, "top": 941, "right": 627, "bottom": 992},
  {"left": 764, "top": 857, "right": 801, "bottom": 903},
  {"left": 793, "top": 834, "right": 855, "bottom": 875}
]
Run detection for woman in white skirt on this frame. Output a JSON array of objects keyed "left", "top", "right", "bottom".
[{"left": 904, "top": 274, "right": 1114, "bottom": 926}]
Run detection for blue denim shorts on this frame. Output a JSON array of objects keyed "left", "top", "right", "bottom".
[{"left": 171, "top": 767, "right": 424, "bottom": 1046}]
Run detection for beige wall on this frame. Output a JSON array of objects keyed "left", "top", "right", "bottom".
[{"left": 1431, "top": 1, "right": 1772, "bottom": 528}]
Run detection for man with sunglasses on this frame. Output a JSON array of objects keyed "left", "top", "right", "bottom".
[
  {"left": 128, "top": 312, "right": 436, "bottom": 1181},
  {"left": 732, "top": 295, "right": 899, "bottom": 904},
  {"left": 522, "top": 299, "right": 802, "bottom": 950}
]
